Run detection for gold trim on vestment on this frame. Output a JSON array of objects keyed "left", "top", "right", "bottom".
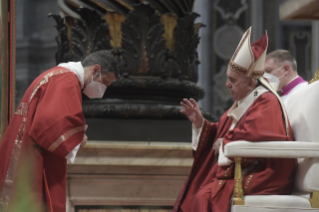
[
  {"left": 258, "top": 77, "right": 289, "bottom": 136},
  {"left": 0, "top": 109, "right": 27, "bottom": 211},
  {"left": 29, "top": 69, "right": 71, "bottom": 103},
  {"left": 48, "top": 125, "right": 85, "bottom": 152},
  {"left": 14, "top": 102, "right": 28, "bottom": 116}
]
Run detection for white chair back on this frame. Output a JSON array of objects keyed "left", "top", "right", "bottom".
[{"left": 285, "top": 81, "right": 319, "bottom": 192}]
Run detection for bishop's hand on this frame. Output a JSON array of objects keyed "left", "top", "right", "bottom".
[{"left": 180, "top": 98, "right": 204, "bottom": 128}]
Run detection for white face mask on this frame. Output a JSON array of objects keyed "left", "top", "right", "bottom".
[
  {"left": 263, "top": 72, "right": 280, "bottom": 91},
  {"left": 83, "top": 73, "right": 107, "bottom": 99},
  {"left": 273, "top": 66, "right": 285, "bottom": 80}
]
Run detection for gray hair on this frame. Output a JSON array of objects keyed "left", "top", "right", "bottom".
[
  {"left": 266, "top": 50, "right": 297, "bottom": 72},
  {"left": 82, "top": 50, "right": 119, "bottom": 78}
]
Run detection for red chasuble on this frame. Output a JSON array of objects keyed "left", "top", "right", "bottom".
[
  {"left": 173, "top": 92, "right": 297, "bottom": 212},
  {"left": 0, "top": 67, "right": 85, "bottom": 212}
]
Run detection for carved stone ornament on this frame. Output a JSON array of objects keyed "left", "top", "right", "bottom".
[{"left": 50, "top": 1, "right": 212, "bottom": 120}]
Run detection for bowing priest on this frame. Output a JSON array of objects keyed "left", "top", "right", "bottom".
[
  {"left": 0, "top": 50, "right": 118, "bottom": 212},
  {"left": 173, "top": 27, "right": 297, "bottom": 212}
]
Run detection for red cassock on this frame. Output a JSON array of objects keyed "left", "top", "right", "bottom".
[
  {"left": 0, "top": 67, "right": 85, "bottom": 212},
  {"left": 173, "top": 92, "right": 297, "bottom": 212}
]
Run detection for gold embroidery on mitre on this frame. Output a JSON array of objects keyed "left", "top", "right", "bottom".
[
  {"left": 228, "top": 61, "right": 248, "bottom": 76},
  {"left": 251, "top": 70, "right": 264, "bottom": 78}
]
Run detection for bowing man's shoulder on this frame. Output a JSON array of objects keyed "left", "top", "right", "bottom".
[
  {"left": 51, "top": 70, "right": 78, "bottom": 83},
  {"left": 49, "top": 70, "right": 81, "bottom": 89}
]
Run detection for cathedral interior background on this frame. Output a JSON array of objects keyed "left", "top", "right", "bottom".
[{"left": 1, "top": 0, "right": 319, "bottom": 211}]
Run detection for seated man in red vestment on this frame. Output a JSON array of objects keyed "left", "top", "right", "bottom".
[
  {"left": 173, "top": 27, "right": 297, "bottom": 212},
  {"left": 0, "top": 50, "right": 119, "bottom": 212}
]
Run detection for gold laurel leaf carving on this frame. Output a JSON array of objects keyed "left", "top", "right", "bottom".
[
  {"left": 161, "top": 13, "right": 178, "bottom": 51},
  {"left": 105, "top": 12, "right": 126, "bottom": 48}
]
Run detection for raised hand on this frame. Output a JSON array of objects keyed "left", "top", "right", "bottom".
[{"left": 180, "top": 98, "right": 204, "bottom": 128}]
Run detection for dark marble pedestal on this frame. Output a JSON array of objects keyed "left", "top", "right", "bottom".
[{"left": 85, "top": 118, "right": 192, "bottom": 143}]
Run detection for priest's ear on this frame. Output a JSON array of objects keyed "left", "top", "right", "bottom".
[
  {"left": 283, "top": 64, "right": 291, "bottom": 75},
  {"left": 247, "top": 78, "right": 257, "bottom": 90},
  {"left": 91, "top": 64, "right": 102, "bottom": 76}
]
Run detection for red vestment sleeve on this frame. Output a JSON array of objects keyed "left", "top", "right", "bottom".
[
  {"left": 195, "top": 120, "right": 218, "bottom": 154},
  {"left": 29, "top": 73, "right": 85, "bottom": 158}
]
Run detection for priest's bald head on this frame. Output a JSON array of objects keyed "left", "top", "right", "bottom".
[{"left": 226, "top": 27, "right": 268, "bottom": 101}]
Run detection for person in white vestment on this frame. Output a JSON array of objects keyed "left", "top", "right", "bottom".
[{"left": 264, "top": 50, "right": 307, "bottom": 107}]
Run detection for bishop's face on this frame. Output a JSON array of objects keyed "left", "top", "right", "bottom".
[{"left": 225, "top": 68, "right": 252, "bottom": 101}]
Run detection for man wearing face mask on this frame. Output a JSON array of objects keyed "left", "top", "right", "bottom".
[
  {"left": 264, "top": 50, "right": 307, "bottom": 107},
  {"left": 173, "top": 27, "right": 297, "bottom": 212},
  {"left": 0, "top": 50, "right": 118, "bottom": 212}
]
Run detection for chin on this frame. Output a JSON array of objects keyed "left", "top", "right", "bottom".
[{"left": 232, "top": 95, "right": 241, "bottom": 101}]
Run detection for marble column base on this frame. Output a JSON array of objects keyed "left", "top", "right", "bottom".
[{"left": 67, "top": 141, "right": 193, "bottom": 212}]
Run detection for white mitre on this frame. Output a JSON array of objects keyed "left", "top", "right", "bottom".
[
  {"left": 229, "top": 26, "right": 289, "bottom": 136},
  {"left": 228, "top": 26, "right": 268, "bottom": 78}
]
